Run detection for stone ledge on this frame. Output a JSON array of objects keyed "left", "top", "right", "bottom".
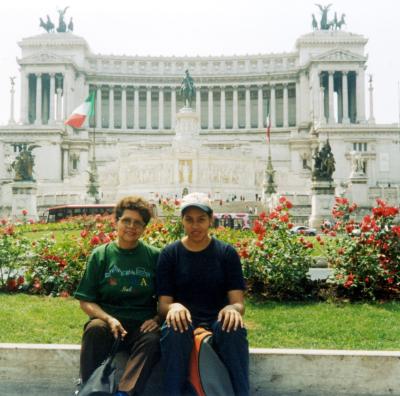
[{"left": 1, "top": 344, "right": 400, "bottom": 395}]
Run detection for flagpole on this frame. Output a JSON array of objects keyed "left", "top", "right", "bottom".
[{"left": 88, "top": 90, "right": 100, "bottom": 203}]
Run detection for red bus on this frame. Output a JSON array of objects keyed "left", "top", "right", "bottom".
[{"left": 44, "top": 204, "right": 115, "bottom": 222}]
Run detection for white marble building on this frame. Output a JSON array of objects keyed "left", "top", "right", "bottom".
[{"left": 0, "top": 28, "right": 399, "bottom": 214}]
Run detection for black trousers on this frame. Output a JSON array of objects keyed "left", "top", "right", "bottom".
[{"left": 80, "top": 318, "right": 160, "bottom": 395}]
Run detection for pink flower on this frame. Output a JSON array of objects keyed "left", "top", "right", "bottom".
[{"left": 22, "top": 209, "right": 28, "bottom": 216}]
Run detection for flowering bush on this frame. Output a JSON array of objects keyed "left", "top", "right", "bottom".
[
  {"left": 325, "top": 198, "right": 400, "bottom": 300},
  {"left": 236, "top": 196, "right": 314, "bottom": 300},
  {"left": 24, "top": 214, "right": 117, "bottom": 296},
  {"left": 0, "top": 222, "right": 32, "bottom": 292}
]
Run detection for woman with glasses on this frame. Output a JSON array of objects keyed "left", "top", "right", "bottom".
[
  {"left": 75, "top": 196, "right": 160, "bottom": 396},
  {"left": 157, "top": 192, "right": 249, "bottom": 396}
]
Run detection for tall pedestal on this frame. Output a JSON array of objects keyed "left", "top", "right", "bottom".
[
  {"left": 348, "top": 175, "right": 369, "bottom": 207},
  {"left": 309, "top": 181, "right": 335, "bottom": 228},
  {"left": 11, "top": 181, "right": 38, "bottom": 221},
  {"left": 173, "top": 107, "right": 200, "bottom": 195}
]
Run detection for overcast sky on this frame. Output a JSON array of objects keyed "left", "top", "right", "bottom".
[{"left": 1, "top": 0, "right": 400, "bottom": 125}]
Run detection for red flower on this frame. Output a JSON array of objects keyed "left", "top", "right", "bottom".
[
  {"left": 80, "top": 229, "right": 88, "bottom": 238},
  {"left": 6, "top": 278, "right": 17, "bottom": 291},
  {"left": 287, "top": 223, "right": 294, "bottom": 229},
  {"left": 286, "top": 201, "right": 293, "bottom": 209},
  {"left": 22, "top": 209, "right": 28, "bottom": 216},
  {"left": 0, "top": 219, "right": 6, "bottom": 225},
  {"left": 279, "top": 214, "right": 289, "bottom": 223},
  {"left": 17, "top": 275, "right": 24, "bottom": 285},
  {"left": 90, "top": 236, "right": 101, "bottom": 246},
  {"left": 279, "top": 196, "right": 287, "bottom": 204},
  {"left": 387, "top": 277, "right": 395, "bottom": 284}
]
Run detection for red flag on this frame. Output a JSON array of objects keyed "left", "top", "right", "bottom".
[{"left": 266, "top": 113, "right": 271, "bottom": 143}]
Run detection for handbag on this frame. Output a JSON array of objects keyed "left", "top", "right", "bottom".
[
  {"left": 77, "top": 335, "right": 122, "bottom": 396},
  {"left": 188, "top": 327, "right": 235, "bottom": 396}
]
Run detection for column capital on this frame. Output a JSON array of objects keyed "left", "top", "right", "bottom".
[
  {"left": 282, "top": 82, "right": 288, "bottom": 88},
  {"left": 232, "top": 84, "right": 238, "bottom": 90},
  {"left": 146, "top": 85, "right": 152, "bottom": 91},
  {"left": 328, "top": 70, "right": 335, "bottom": 76},
  {"left": 35, "top": 72, "right": 42, "bottom": 78},
  {"left": 208, "top": 86, "right": 214, "bottom": 91},
  {"left": 109, "top": 84, "right": 114, "bottom": 91},
  {"left": 220, "top": 85, "right": 226, "bottom": 92},
  {"left": 342, "top": 70, "right": 349, "bottom": 76},
  {"left": 257, "top": 84, "right": 263, "bottom": 90},
  {"left": 49, "top": 72, "right": 56, "bottom": 78},
  {"left": 121, "top": 84, "right": 127, "bottom": 91},
  {"left": 159, "top": 86, "right": 164, "bottom": 92}
]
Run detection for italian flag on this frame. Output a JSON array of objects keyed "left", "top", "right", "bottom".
[{"left": 64, "top": 92, "right": 95, "bottom": 128}]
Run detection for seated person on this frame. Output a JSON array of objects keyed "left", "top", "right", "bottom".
[
  {"left": 156, "top": 192, "right": 249, "bottom": 396},
  {"left": 75, "top": 196, "right": 160, "bottom": 396}
]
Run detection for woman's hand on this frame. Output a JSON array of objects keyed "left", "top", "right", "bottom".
[
  {"left": 140, "top": 318, "right": 160, "bottom": 333},
  {"left": 218, "top": 304, "right": 244, "bottom": 332},
  {"left": 106, "top": 317, "right": 128, "bottom": 339},
  {"left": 166, "top": 303, "right": 192, "bottom": 332}
]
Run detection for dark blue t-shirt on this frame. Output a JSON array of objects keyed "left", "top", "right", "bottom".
[{"left": 156, "top": 238, "right": 246, "bottom": 325}]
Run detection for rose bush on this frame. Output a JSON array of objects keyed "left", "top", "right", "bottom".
[
  {"left": 324, "top": 197, "right": 400, "bottom": 300},
  {"left": 236, "top": 196, "right": 314, "bottom": 300}
]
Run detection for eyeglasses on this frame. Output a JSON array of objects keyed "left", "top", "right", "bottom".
[{"left": 119, "top": 218, "right": 146, "bottom": 229}]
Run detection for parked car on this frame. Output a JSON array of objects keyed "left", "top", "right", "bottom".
[{"left": 290, "top": 225, "right": 317, "bottom": 236}]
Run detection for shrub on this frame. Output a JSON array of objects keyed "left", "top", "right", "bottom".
[
  {"left": 237, "top": 196, "right": 314, "bottom": 300},
  {"left": 325, "top": 198, "right": 400, "bottom": 300}
]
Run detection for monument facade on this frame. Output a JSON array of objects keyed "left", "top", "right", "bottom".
[{"left": 0, "top": 14, "right": 399, "bottom": 216}]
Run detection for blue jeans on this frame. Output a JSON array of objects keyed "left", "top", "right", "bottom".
[{"left": 160, "top": 320, "right": 249, "bottom": 396}]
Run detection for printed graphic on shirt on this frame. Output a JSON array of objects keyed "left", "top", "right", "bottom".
[{"left": 105, "top": 265, "right": 152, "bottom": 293}]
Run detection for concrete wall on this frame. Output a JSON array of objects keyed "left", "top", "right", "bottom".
[{"left": 1, "top": 344, "right": 400, "bottom": 396}]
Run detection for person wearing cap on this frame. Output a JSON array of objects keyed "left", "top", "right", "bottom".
[{"left": 156, "top": 192, "right": 249, "bottom": 396}]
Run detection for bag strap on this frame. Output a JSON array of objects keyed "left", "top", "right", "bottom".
[{"left": 108, "top": 335, "right": 121, "bottom": 359}]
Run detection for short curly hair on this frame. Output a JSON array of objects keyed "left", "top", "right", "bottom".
[{"left": 114, "top": 196, "right": 153, "bottom": 225}]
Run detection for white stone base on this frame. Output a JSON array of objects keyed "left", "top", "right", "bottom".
[
  {"left": 348, "top": 175, "right": 369, "bottom": 206},
  {"left": 309, "top": 180, "right": 335, "bottom": 228},
  {"left": 11, "top": 181, "right": 38, "bottom": 221}
]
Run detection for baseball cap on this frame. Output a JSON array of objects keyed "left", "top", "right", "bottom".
[{"left": 180, "top": 192, "right": 213, "bottom": 215}]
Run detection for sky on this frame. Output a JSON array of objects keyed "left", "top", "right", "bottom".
[{"left": 1, "top": 0, "right": 400, "bottom": 125}]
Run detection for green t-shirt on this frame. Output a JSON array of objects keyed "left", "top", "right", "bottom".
[{"left": 75, "top": 240, "right": 160, "bottom": 326}]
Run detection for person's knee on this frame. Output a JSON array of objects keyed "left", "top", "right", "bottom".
[
  {"left": 213, "top": 322, "right": 247, "bottom": 340},
  {"left": 83, "top": 318, "right": 112, "bottom": 338},
  {"left": 161, "top": 323, "right": 193, "bottom": 346}
]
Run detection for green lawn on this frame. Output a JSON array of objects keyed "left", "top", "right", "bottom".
[{"left": 2, "top": 294, "right": 400, "bottom": 350}]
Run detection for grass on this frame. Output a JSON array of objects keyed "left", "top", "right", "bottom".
[{"left": 2, "top": 294, "right": 400, "bottom": 350}]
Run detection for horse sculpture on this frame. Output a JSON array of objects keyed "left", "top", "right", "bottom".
[
  {"left": 336, "top": 13, "right": 346, "bottom": 29},
  {"left": 315, "top": 3, "right": 332, "bottom": 30},
  {"left": 56, "top": 6, "right": 69, "bottom": 33},
  {"left": 39, "top": 15, "right": 55, "bottom": 33},
  {"left": 180, "top": 69, "right": 195, "bottom": 108}
]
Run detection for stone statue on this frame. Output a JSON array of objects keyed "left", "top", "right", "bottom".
[
  {"left": 312, "top": 139, "right": 335, "bottom": 181},
  {"left": 311, "top": 14, "right": 318, "bottom": 30},
  {"left": 315, "top": 3, "right": 332, "bottom": 30},
  {"left": 350, "top": 151, "right": 364, "bottom": 175},
  {"left": 180, "top": 69, "right": 195, "bottom": 108},
  {"left": 39, "top": 15, "right": 55, "bottom": 33},
  {"left": 336, "top": 13, "right": 346, "bottom": 29},
  {"left": 68, "top": 17, "right": 74, "bottom": 32},
  {"left": 11, "top": 144, "right": 40, "bottom": 182},
  {"left": 10, "top": 76, "right": 16, "bottom": 88},
  {"left": 56, "top": 6, "right": 69, "bottom": 33}
]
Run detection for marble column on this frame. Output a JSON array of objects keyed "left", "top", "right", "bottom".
[
  {"left": 342, "top": 71, "right": 350, "bottom": 124},
  {"left": 121, "top": 85, "right": 127, "bottom": 129},
  {"left": 208, "top": 87, "right": 213, "bottom": 129},
  {"left": 356, "top": 68, "right": 366, "bottom": 123},
  {"left": 220, "top": 86, "right": 226, "bottom": 129},
  {"left": 63, "top": 149, "right": 69, "bottom": 178},
  {"left": 368, "top": 76, "right": 375, "bottom": 124},
  {"left": 257, "top": 85, "right": 263, "bottom": 128},
  {"left": 283, "top": 83, "right": 289, "bottom": 127},
  {"left": 96, "top": 86, "right": 102, "bottom": 128},
  {"left": 34, "top": 73, "right": 42, "bottom": 126},
  {"left": 9, "top": 79, "right": 16, "bottom": 125},
  {"left": 295, "top": 81, "right": 300, "bottom": 126},
  {"left": 109, "top": 85, "right": 114, "bottom": 129},
  {"left": 270, "top": 84, "right": 276, "bottom": 128},
  {"left": 159, "top": 86, "right": 164, "bottom": 129},
  {"left": 171, "top": 87, "right": 176, "bottom": 128},
  {"left": 134, "top": 86, "right": 139, "bottom": 129},
  {"left": 146, "top": 86, "right": 152, "bottom": 129},
  {"left": 245, "top": 85, "right": 251, "bottom": 129},
  {"left": 232, "top": 85, "right": 238, "bottom": 129},
  {"left": 328, "top": 71, "right": 335, "bottom": 124},
  {"left": 56, "top": 87, "right": 62, "bottom": 123},
  {"left": 48, "top": 73, "right": 55, "bottom": 125},
  {"left": 196, "top": 89, "right": 201, "bottom": 116},
  {"left": 319, "top": 86, "right": 326, "bottom": 125},
  {"left": 20, "top": 71, "right": 29, "bottom": 124}
]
